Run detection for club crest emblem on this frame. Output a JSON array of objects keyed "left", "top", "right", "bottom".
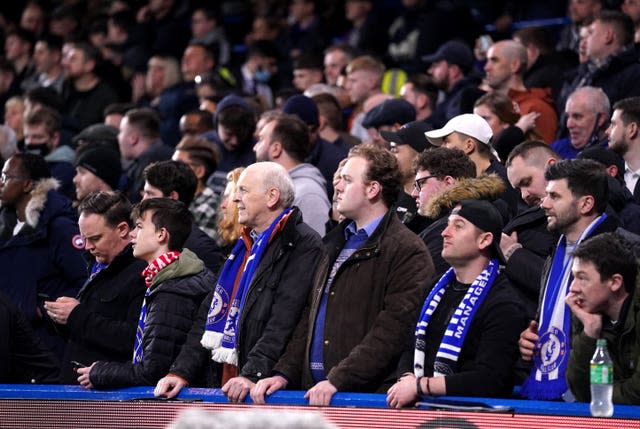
[
  {"left": 534, "top": 326, "right": 567, "bottom": 374},
  {"left": 207, "top": 285, "right": 230, "bottom": 324}
]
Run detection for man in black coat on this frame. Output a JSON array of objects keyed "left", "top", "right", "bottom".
[
  {"left": 154, "top": 162, "right": 323, "bottom": 402},
  {"left": 519, "top": 159, "right": 619, "bottom": 400},
  {"left": 44, "top": 191, "right": 146, "bottom": 384},
  {"left": 387, "top": 200, "right": 525, "bottom": 407},
  {"left": 503, "top": 141, "right": 561, "bottom": 320},
  {"left": 557, "top": 11, "right": 640, "bottom": 138}
]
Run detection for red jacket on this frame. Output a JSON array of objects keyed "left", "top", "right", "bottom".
[{"left": 509, "top": 87, "right": 558, "bottom": 144}]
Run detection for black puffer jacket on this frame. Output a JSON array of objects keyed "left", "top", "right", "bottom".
[
  {"left": 60, "top": 245, "right": 147, "bottom": 384},
  {"left": 169, "top": 208, "right": 323, "bottom": 384},
  {"left": 89, "top": 249, "right": 213, "bottom": 387}
]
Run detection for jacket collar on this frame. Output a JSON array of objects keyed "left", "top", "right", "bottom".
[
  {"left": 24, "top": 178, "right": 60, "bottom": 229},
  {"left": 326, "top": 209, "right": 395, "bottom": 261},
  {"left": 424, "top": 174, "right": 505, "bottom": 219}
]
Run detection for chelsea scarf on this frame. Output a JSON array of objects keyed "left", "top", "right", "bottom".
[
  {"left": 414, "top": 259, "right": 499, "bottom": 378},
  {"left": 521, "top": 214, "right": 607, "bottom": 399},
  {"left": 201, "top": 209, "right": 292, "bottom": 365}
]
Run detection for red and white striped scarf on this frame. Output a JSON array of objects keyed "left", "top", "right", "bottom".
[{"left": 141, "top": 251, "right": 181, "bottom": 288}]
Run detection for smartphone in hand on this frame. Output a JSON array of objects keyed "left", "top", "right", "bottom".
[{"left": 71, "top": 360, "right": 88, "bottom": 369}]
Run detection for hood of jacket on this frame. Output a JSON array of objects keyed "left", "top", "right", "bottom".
[
  {"left": 24, "top": 177, "right": 76, "bottom": 229},
  {"left": 45, "top": 145, "right": 75, "bottom": 164},
  {"left": 425, "top": 173, "right": 505, "bottom": 219},
  {"left": 289, "top": 163, "right": 327, "bottom": 189},
  {"left": 150, "top": 248, "right": 207, "bottom": 293}
]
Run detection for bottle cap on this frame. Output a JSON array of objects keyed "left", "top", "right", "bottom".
[{"left": 596, "top": 339, "right": 607, "bottom": 347}]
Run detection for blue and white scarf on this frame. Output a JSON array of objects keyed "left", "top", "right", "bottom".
[
  {"left": 132, "top": 251, "right": 181, "bottom": 364},
  {"left": 522, "top": 214, "right": 607, "bottom": 400},
  {"left": 414, "top": 259, "right": 499, "bottom": 378},
  {"left": 200, "top": 208, "right": 292, "bottom": 365}
]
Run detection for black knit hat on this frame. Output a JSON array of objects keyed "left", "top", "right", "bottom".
[
  {"left": 451, "top": 199, "right": 506, "bottom": 264},
  {"left": 75, "top": 147, "right": 122, "bottom": 190}
]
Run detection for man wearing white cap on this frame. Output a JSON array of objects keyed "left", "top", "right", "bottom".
[{"left": 425, "top": 113, "right": 524, "bottom": 217}]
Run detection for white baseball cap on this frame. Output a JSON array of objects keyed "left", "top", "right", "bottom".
[{"left": 425, "top": 114, "right": 493, "bottom": 147}]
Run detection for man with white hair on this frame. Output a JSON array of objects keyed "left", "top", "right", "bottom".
[
  {"left": 551, "top": 86, "right": 610, "bottom": 159},
  {"left": 154, "top": 162, "right": 323, "bottom": 403}
]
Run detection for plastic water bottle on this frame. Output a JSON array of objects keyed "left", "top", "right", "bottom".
[{"left": 590, "top": 339, "right": 614, "bottom": 417}]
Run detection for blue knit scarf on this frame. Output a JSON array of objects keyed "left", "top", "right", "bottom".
[
  {"left": 200, "top": 208, "right": 291, "bottom": 365},
  {"left": 522, "top": 214, "right": 607, "bottom": 400},
  {"left": 414, "top": 259, "right": 499, "bottom": 378}
]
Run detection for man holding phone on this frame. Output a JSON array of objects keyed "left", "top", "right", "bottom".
[{"left": 44, "top": 192, "right": 146, "bottom": 384}]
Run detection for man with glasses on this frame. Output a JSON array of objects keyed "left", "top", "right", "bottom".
[
  {"left": 426, "top": 113, "right": 525, "bottom": 217},
  {"left": 411, "top": 146, "right": 484, "bottom": 278}
]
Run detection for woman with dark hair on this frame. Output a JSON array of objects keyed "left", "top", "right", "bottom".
[{"left": 473, "top": 92, "right": 543, "bottom": 162}]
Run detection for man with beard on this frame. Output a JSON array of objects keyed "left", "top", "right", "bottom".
[
  {"left": 518, "top": 159, "right": 618, "bottom": 401},
  {"left": 424, "top": 41, "right": 477, "bottom": 128},
  {"left": 607, "top": 96, "right": 640, "bottom": 202},
  {"left": 503, "top": 141, "right": 562, "bottom": 321}
]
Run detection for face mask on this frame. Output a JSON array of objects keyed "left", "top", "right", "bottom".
[
  {"left": 255, "top": 69, "right": 272, "bottom": 83},
  {"left": 25, "top": 143, "right": 50, "bottom": 157}
]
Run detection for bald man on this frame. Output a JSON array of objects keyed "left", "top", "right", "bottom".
[{"left": 484, "top": 40, "right": 558, "bottom": 143}]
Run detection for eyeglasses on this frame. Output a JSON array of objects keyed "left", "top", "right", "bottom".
[
  {"left": 413, "top": 175, "right": 438, "bottom": 192},
  {"left": 0, "top": 172, "right": 27, "bottom": 183}
]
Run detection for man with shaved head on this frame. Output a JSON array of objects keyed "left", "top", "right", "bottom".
[{"left": 484, "top": 40, "right": 557, "bottom": 143}]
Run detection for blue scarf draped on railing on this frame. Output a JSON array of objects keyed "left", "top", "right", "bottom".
[{"left": 414, "top": 259, "right": 499, "bottom": 378}]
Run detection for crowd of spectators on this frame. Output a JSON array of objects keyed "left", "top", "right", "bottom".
[{"left": 2, "top": 0, "right": 640, "bottom": 410}]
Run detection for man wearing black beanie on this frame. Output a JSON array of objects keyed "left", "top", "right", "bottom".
[{"left": 73, "top": 146, "right": 122, "bottom": 203}]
